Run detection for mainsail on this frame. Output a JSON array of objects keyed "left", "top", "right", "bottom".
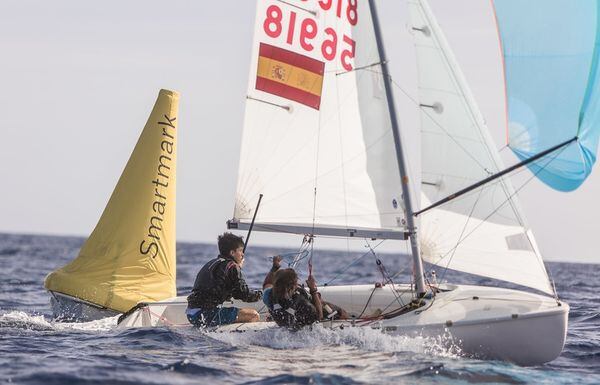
[
  {"left": 493, "top": 0, "right": 600, "bottom": 191},
  {"left": 409, "top": 0, "right": 553, "bottom": 294},
  {"left": 232, "top": 0, "right": 408, "bottom": 239},
  {"left": 45, "top": 89, "right": 179, "bottom": 313}
]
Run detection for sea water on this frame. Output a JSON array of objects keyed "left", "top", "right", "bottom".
[{"left": 0, "top": 232, "right": 598, "bottom": 384}]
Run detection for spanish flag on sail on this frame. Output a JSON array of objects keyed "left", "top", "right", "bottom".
[{"left": 256, "top": 43, "right": 325, "bottom": 110}]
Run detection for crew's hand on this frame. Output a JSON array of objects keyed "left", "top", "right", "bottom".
[
  {"left": 272, "top": 255, "right": 283, "bottom": 269},
  {"left": 306, "top": 274, "right": 318, "bottom": 291}
]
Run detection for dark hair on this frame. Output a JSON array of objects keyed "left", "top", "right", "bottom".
[
  {"left": 218, "top": 232, "right": 244, "bottom": 257},
  {"left": 272, "top": 268, "right": 298, "bottom": 302}
]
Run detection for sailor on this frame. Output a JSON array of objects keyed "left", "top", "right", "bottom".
[
  {"left": 262, "top": 256, "right": 347, "bottom": 330},
  {"left": 186, "top": 232, "right": 262, "bottom": 327}
]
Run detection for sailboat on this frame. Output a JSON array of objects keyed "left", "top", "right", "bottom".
[
  {"left": 117, "top": 0, "right": 600, "bottom": 366},
  {"left": 45, "top": 89, "right": 180, "bottom": 320}
]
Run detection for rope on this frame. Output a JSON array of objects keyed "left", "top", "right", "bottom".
[
  {"left": 274, "top": 250, "right": 310, "bottom": 269},
  {"left": 308, "top": 234, "right": 315, "bottom": 277},
  {"left": 365, "top": 240, "right": 406, "bottom": 309},
  {"left": 308, "top": 96, "right": 322, "bottom": 278},
  {"left": 356, "top": 287, "right": 378, "bottom": 319},
  {"left": 144, "top": 306, "right": 188, "bottom": 327},
  {"left": 436, "top": 186, "right": 485, "bottom": 284},
  {"left": 432, "top": 146, "right": 569, "bottom": 297},
  {"left": 323, "top": 239, "right": 386, "bottom": 285},
  {"left": 386, "top": 73, "right": 490, "bottom": 172}
]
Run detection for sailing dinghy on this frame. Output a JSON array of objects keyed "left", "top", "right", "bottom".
[
  {"left": 118, "top": 0, "right": 600, "bottom": 365},
  {"left": 45, "top": 89, "right": 179, "bottom": 320}
]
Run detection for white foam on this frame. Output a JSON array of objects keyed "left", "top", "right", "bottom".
[
  {"left": 206, "top": 324, "right": 461, "bottom": 358},
  {"left": 0, "top": 310, "right": 118, "bottom": 332}
]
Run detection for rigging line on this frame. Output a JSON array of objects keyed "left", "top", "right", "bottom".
[
  {"left": 436, "top": 186, "right": 486, "bottom": 285},
  {"left": 323, "top": 239, "right": 386, "bottom": 285},
  {"left": 282, "top": 243, "right": 310, "bottom": 269},
  {"left": 333, "top": 61, "right": 352, "bottom": 264},
  {"left": 379, "top": 230, "right": 413, "bottom": 289},
  {"left": 334, "top": 61, "right": 384, "bottom": 76},
  {"left": 356, "top": 287, "right": 378, "bottom": 318},
  {"left": 428, "top": 165, "right": 535, "bottom": 268},
  {"left": 388, "top": 76, "right": 490, "bottom": 172},
  {"left": 421, "top": 162, "right": 534, "bottom": 216},
  {"left": 335, "top": 55, "right": 350, "bottom": 244},
  {"left": 243, "top": 128, "right": 394, "bottom": 209},
  {"left": 237, "top": 93, "right": 302, "bottom": 201},
  {"left": 415, "top": 0, "right": 503, "bottom": 178},
  {"left": 235, "top": 172, "right": 260, "bottom": 215},
  {"left": 414, "top": 0, "right": 549, "bottom": 230},
  {"left": 277, "top": 0, "right": 317, "bottom": 16},
  {"left": 387, "top": 240, "right": 412, "bottom": 283},
  {"left": 242, "top": 46, "right": 328, "bottom": 196},
  {"left": 242, "top": 33, "right": 379, "bottom": 194},
  {"left": 421, "top": 166, "right": 526, "bottom": 183},
  {"left": 366, "top": 239, "right": 406, "bottom": 308},
  {"left": 401, "top": 122, "right": 419, "bottom": 231},
  {"left": 308, "top": 102, "right": 324, "bottom": 278},
  {"left": 309, "top": 237, "right": 314, "bottom": 278},
  {"left": 414, "top": 137, "right": 578, "bottom": 217},
  {"left": 413, "top": 294, "right": 436, "bottom": 315},
  {"left": 241, "top": 106, "right": 312, "bottom": 198},
  {"left": 377, "top": 288, "right": 414, "bottom": 317},
  {"left": 522, "top": 149, "right": 573, "bottom": 298},
  {"left": 430, "top": 146, "right": 569, "bottom": 290},
  {"left": 240, "top": 63, "right": 374, "bottom": 201},
  {"left": 372, "top": 64, "right": 489, "bottom": 168}
]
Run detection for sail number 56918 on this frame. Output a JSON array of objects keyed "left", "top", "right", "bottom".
[{"left": 263, "top": 3, "right": 357, "bottom": 71}]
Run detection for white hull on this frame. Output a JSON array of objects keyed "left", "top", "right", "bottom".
[{"left": 117, "top": 284, "right": 568, "bottom": 366}]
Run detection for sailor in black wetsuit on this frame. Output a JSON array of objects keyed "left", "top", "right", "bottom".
[
  {"left": 186, "top": 233, "right": 262, "bottom": 327},
  {"left": 262, "top": 256, "right": 347, "bottom": 330}
]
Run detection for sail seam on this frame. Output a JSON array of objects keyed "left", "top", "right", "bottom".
[
  {"left": 416, "top": 0, "right": 529, "bottom": 231},
  {"left": 243, "top": 128, "right": 392, "bottom": 211},
  {"left": 427, "top": 146, "right": 569, "bottom": 294},
  {"left": 239, "top": 64, "right": 378, "bottom": 211},
  {"left": 389, "top": 77, "right": 490, "bottom": 172},
  {"left": 437, "top": 187, "right": 485, "bottom": 285}
]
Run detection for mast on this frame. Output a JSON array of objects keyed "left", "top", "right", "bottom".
[{"left": 368, "top": 0, "right": 426, "bottom": 295}]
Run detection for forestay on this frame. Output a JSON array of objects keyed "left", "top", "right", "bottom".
[
  {"left": 408, "top": 0, "right": 554, "bottom": 295},
  {"left": 233, "top": 0, "right": 407, "bottom": 239},
  {"left": 493, "top": 0, "right": 600, "bottom": 192}
]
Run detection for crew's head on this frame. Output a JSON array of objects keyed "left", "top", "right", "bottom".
[
  {"left": 218, "top": 232, "right": 244, "bottom": 262},
  {"left": 272, "top": 268, "right": 299, "bottom": 301}
]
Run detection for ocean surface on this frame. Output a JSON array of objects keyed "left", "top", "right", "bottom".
[{"left": 0, "top": 232, "right": 598, "bottom": 384}]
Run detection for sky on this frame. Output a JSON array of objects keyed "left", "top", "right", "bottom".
[{"left": 0, "top": 0, "right": 598, "bottom": 264}]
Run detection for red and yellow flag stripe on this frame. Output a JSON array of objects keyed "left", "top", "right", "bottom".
[{"left": 255, "top": 43, "right": 325, "bottom": 110}]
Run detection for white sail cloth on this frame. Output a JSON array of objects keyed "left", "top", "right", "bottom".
[
  {"left": 234, "top": 0, "right": 407, "bottom": 237},
  {"left": 233, "top": 0, "right": 554, "bottom": 296},
  {"left": 409, "top": 0, "right": 553, "bottom": 295}
]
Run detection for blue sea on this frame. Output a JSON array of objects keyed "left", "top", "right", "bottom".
[{"left": 0, "top": 232, "right": 598, "bottom": 384}]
